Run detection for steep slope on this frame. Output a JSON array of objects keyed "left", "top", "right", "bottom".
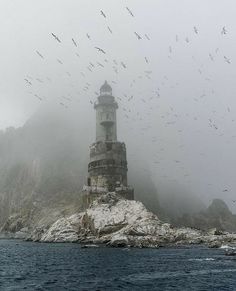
[
  {"left": 0, "top": 107, "right": 89, "bottom": 226},
  {"left": 176, "top": 199, "right": 236, "bottom": 232}
]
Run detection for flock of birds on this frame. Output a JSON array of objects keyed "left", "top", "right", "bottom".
[{"left": 22, "top": 5, "right": 235, "bottom": 204}]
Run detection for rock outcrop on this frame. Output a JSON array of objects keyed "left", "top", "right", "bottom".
[
  {"left": 176, "top": 199, "right": 236, "bottom": 233},
  {"left": 3, "top": 193, "right": 236, "bottom": 249}
]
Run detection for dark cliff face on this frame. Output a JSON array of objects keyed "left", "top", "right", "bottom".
[{"left": 175, "top": 198, "right": 236, "bottom": 232}]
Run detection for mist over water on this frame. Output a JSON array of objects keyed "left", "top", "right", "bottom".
[{"left": 1, "top": 0, "right": 236, "bottom": 212}]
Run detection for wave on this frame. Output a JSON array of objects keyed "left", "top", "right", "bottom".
[
  {"left": 188, "top": 258, "right": 215, "bottom": 261},
  {"left": 122, "top": 268, "right": 236, "bottom": 281},
  {"left": 220, "top": 245, "right": 236, "bottom": 249}
]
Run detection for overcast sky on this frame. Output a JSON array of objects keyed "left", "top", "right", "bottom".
[{"left": 1, "top": 0, "right": 236, "bottom": 211}]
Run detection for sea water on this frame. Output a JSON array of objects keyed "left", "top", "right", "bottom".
[{"left": 0, "top": 240, "right": 236, "bottom": 290}]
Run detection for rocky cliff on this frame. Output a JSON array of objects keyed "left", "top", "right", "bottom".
[
  {"left": 2, "top": 193, "right": 236, "bottom": 249},
  {"left": 0, "top": 108, "right": 89, "bottom": 227},
  {"left": 176, "top": 199, "right": 236, "bottom": 233}
]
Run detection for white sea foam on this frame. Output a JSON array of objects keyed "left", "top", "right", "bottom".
[
  {"left": 188, "top": 258, "right": 215, "bottom": 261},
  {"left": 220, "top": 245, "right": 235, "bottom": 249}
]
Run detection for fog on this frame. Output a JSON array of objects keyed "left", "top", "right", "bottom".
[{"left": 1, "top": 0, "right": 236, "bottom": 213}]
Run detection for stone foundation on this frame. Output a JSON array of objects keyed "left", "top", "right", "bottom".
[{"left": 82, "top": 186, "right": 134, "bottom": 209}]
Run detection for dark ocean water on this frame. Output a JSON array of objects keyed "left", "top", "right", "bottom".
[{"left": 0, "top": 240, "right": 236, "bottom": 290}]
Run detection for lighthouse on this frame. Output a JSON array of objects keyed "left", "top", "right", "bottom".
[
  {"left": 82, "top": 81, "right": 134, "bottom": 206},
  {"left": 95, "top": 80, "right": 118, "bottom": 142}
]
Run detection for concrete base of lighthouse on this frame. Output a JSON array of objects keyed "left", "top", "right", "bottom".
[
  {"left": 81, "top": 186, "right": 134, "bottom": 209},
  {"left": 82, "top": 140, "right": 134, "bottom": 208}
]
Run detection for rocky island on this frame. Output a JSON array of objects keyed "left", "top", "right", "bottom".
[
  {"left": 1, "top": 82, "right": 236, "bottom": 249},
  {"left": 1, "top": 192, "right": 236, "bottom": 249}
]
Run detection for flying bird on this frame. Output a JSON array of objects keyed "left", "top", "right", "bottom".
[
  {"left": 134, "top": 32, "right": 142, "bottom": 40},
  {"left": 24, "top": 78, "right": 32, "bottom": 85},
  {"left": 193, "top": 26, "right": 198, "bottom": 34},
  {"left": 224, "top": 56, "right": 231, "bottom": 64},
  {"left": 209, "top": 54, "right": 214, "bottom": 61},
  {"left": 107, "top": 26, "right": 112, "bottom": 34},
  {"left": 36, "top": 50, "right": 44, "bottom": 59},
  {"left": 97, "top": 62, "right": 104, "bottom": 67},
  {"left": 51, "top": 33, "right": 61, "bottom": 43},
  {"left": 221, "top": 26, "right": 227, "bottom": 35},
  {"left": 100, "top": 10, "right": 106, "bottom": 18},
  {"left": 145, "top": 57, "right": 148, "bottom": 63},
  {"left": 95, "top": 47, "right": 106, "bottom": 54},
  {"left": 60, "top": 102, "right": 68, "bottom": 108},
  {"left": 86, "top": 33, "right": 91, "bottom": 40},
  {"left": 121, "top": 62, "right": 127, "bottom": 68},
  {"left": 57, "top": 59, "right": 63, "bottom": 64},
  {"left": 72, "top": 38, "right": 77, "bottom": 47},
  {"left": 126, "top": 7, "right": 134, "bottom": 17},
  {"left": 34, "top": 94, "right": 42, "bottom": 101}
]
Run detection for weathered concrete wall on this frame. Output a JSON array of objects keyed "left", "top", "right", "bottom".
[
  {"left": 82, "top": 81, "right": 134, "bottom": 206},
  {"left": 95, "top": 95, "right": 118, "bottom": 142},
  {"left": 88, "top": 141, "right": 128, "bottom": 190}
]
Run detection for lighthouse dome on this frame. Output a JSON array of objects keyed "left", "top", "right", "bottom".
[{"left": 100, "top": 80, "right": 112, "bottom": 95}]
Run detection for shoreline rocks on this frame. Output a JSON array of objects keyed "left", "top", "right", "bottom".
[{"left": 2, "top": 193, "right": 236, "bottom": 249}]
